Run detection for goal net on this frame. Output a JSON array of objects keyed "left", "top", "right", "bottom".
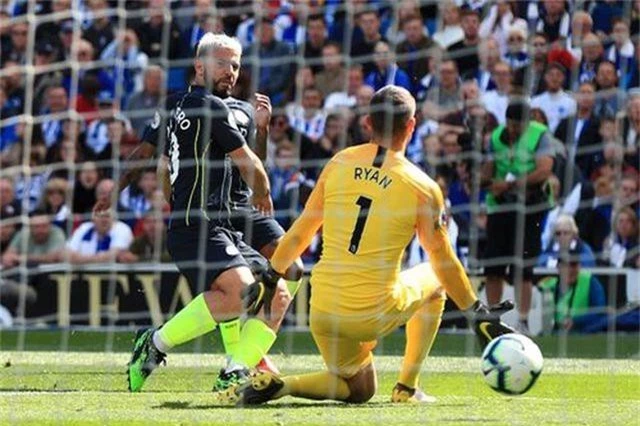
[{"left": 0, "top": 0, "right": 638, "bottom": 415}]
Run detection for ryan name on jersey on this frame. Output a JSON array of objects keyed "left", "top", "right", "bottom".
[{"left": 353, "top": 166, "right": 393, "bottom": 189}]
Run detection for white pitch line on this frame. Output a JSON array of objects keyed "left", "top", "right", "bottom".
[{"left": 1, "top": 352, "right": 639, "bottom": 375}]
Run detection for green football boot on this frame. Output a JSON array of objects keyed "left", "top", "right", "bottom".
[{"left": 127, "top": 328, "right": 166, "bottom": 392}]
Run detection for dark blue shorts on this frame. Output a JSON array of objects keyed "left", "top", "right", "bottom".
[
  {"left": 167, "top": 224, "right": 267, "bottom": 294},
  {"left": 229, "top": 207, "right": 285, "bottom": 253}
]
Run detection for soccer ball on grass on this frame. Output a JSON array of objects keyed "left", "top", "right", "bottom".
[{"left": 481, "top": 333, "right": 543, "bottom": 395}]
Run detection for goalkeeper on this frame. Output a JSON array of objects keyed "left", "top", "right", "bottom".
[{"left": 225, "top": 86, "right": 514, "bottom": 406}]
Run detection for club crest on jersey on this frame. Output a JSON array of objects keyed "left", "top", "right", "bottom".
[
  {"left": 232, "top": 109, "right": 250, "bottom": 127},
  {"left": 227, "top": 111, "right": 238, "bottom": 130}
]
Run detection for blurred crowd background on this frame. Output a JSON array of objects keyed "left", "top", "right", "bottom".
[{"left": 0, "top": 0, "right": 638, "bottom": 280}]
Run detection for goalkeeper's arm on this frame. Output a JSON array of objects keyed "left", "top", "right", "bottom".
[
  {"left": 242, "top": 162, "right": 329, "bottom": 316},
  {"left": 416, "top": 183, "right": 514, "bottom": 346}
]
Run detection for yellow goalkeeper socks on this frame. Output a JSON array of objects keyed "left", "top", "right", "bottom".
[
  {"left": 155, "top": 294, "right": 217, "bottom": 352},
  {"left": 397, "top": 293, "right": 445, "bottom": 389},
  {"left": 230, "top": 318, "right": 276, "bottom": 368},
  {"left": 278, "top": 372, "right": 351, "bottom": 401},
  {"left": 219, "top": 318, "right": 241, "bottom": 357}
]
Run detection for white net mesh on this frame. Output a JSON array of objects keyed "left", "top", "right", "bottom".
[{"left": 0, "top": 0, "right": 639, "bottom": 423}]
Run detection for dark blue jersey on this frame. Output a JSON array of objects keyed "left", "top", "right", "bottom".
[
  {"left": 142, "top": 85, "right": 245, "bottom": 229},
  {"left": 223, "top": 96, "right": 255, "bottom": 209}
]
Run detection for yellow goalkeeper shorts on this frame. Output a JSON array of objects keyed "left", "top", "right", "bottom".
[{"left": 310, "top": 263, "right": 445, "bottom": 378}]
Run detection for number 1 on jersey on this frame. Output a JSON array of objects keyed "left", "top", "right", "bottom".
[{"left": 349, "top": 196, "right": 373, "bottom": 254}]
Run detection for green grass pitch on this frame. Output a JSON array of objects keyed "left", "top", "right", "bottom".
[{"left": 1, "top": 334, "right": 639, "bottom": 426}]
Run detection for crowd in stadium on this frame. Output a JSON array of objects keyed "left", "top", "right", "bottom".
[{"left": 0, "top": 0, "right": 638, "bottom": 307}]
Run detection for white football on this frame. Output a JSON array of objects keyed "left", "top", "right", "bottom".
[{"left": 481, "top": 333, "right": 543, "bottom": 395}]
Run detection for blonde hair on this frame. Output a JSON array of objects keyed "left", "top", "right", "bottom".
[
  {"left": 554, "top": 214, "right": 579, "bottom": 236},
  {"left": 196, "top": 32, "right": 242, "bottom": 58}
]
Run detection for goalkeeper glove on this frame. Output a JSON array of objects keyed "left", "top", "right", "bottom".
[
  {"left": 242, "top": 265, "right": 282, "bottom": 319},
  {"left": 467, "top": 300, "right": 517, "bottom": 348}
]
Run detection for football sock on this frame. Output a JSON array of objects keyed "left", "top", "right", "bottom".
[
  {"left": 285, "top": 279, "right": 302, "bottom": 298},
  {"left": 219, "top": 318, "right": 241, "bottom": 358},
  {"left": 154, "top": 294, "right": 217, "bottom": 351},
  {"left": 228, "top": 318, "right": 276, "bottom": 369},
  {"left": 397, "top": 293, "right": 445, "bottom": 390},
  {"left": 277, "top": 372, "right": 351, "bottom": 401}
]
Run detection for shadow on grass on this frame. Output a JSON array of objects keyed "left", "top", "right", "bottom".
[{"left": 154, "top": 400, "right": 386, "bottom": 410}]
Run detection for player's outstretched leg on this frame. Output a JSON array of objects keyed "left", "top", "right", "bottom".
[{"left": 127, "top": 328, "right": 166, "bottom": 392}]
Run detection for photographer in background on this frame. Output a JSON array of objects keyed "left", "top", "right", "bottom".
[{"left": 481, "top": 100, "right": 555, "bottom": 334}]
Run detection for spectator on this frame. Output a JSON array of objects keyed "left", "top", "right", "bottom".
[
  {"left": 448, "top": 9, "right": 481, "bottom": 76},
  {"left": 286, "top": 86, "right": 326, "bottom": 141},
  {"left": 566, "top": 10, "right": 593, "bottom": 62},
  {"left": 269, "top": 142, "right": 304, "bottom": 229},
  {"left": 364, "top": 40, "right": 412, "bottom": 92},
  {"left": 84, "top": 106, "right": 123, "bottom": 164},
  {"left": 38, "top": 178, "right": 71, "bottom": 231},
  {"left": 135, "top": 0, "right": 183, "bottom": 59},
  {"left": 448, "top": 154, "right": 487, "bottom": 242},
  {"left": 117, "top": 211, "right": 170, "bottom": 263},
  {"left": 535, "top": 0, "right": 570, "bottom": 43},
  {"left": 324, "top": 65, "right": 363, "bottom": 111},
  {"left": 119, "top": 169, "right": 159, "bottom": 221},
  {"left": 531, "top": 62, "right": 576, "bottom": 133},
  {"left": 13, "top": 144, "right": 49, "bottom": 213},
  {"left": 475, "top": 37, "right": 500, "bottom": 93},
  {"left": 577, "top": 33, "right": 604, "bottom": 85},
  {"left": 7, "top": 21, "right": 29, "bottom": 64},
  {"left": 1, "top": 61, "right": 25, "bottom": 117},
  {"left": 538, "top": 215, "right": 597, "bottom": 268},
  {"left": 100, "top": 28, "right": 149, "bottom": 101},
  {"left": 125, "top": 65, "right": 164, "bottom": 137},
  {"left": 301, "top": 14, "right": 328, "bottom": 74},
  {"left": 265, "top": 113, "right": 292, "bottom": 169},
  {"left": 619, "top": 175, "right": 640, "bottom": 215},
  {"left": 539, "top": 244, "right": 606, "bottom": 333},
  {"left": 0, "top": 176, "right": 21, "bottom": 219},
  {"left": 525, "top": 33, "right": 549, "bottom": 96},
  {"left": 481, "top": 101, "right": 555, "bottom": 333},
  {"left": 32, "top": 41, "right": 63, "bottom": 114},
  {"left": 82, "top": 0, "right": 115, "bottom": 57},
  {"left": 1, "top": 209, "right": 66, "bottom": 268},
  {"left": 396, "top": 14, "right": 435, "bottom": 89},
  {"left": 432, "top": 1, "right": 464, "bottom": 49},
  {"left": 314, "top": 42, "right": 347, "bottom": 99},
  {"left": 620, "top": 91, "right": 640, "bottom": 167},
  {"left": 40, "top": 85, "right": 68, "bottom": 150},
  {"left": 607, "top": 18, "right": 635, "bottom": 76},
  {"left": 350, "top": 10, "right": 385, "bottom": 76},
  {"left": 422, "top": 58, "right": 462, "bottom": 119},
  {"left": 72, "top": 162, "right": 100, "bottom": 214},
  {"left": 503, "top": 25, "right": 529, "bottom": 71},
  {"left": 251, "top": 17, "right": 293, "bottom": 106},
  {"left": 603, "top": 207, "right": 639, "bottom": 267},
  {"left": 554, "top": 81, "right": 601, "bottom": 177},
  {"left": 590, "top": 0, "right": 624, "bottom": 37},
  {"left": 481, "top": 61, "right": 512, "bottom": 124},
  {"left": 64, "top": 208, "right": 133, "bottom": 264},
  {"left": 479, "top": 0, "right": 527, "bottom": 57},
  {"left": 591, "top": 121, "right": 638, "bottom": 182},
  {"left": 0, "top": 203, "right": 18, "bottom": 256},
  {"left": 593, "top": 60, "right": 624, "bottom": 118}
]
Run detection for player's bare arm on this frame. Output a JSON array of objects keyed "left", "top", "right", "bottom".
[
  {"left": 228, "top": 144, "right": 273, "bottom": 216},
  {"left": 254, "top": 93, "right": 272, "bottom": 161}
]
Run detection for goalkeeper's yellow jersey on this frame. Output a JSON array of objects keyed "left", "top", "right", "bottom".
[{"left": 271, "top": 143, "right": 476, "bottom": 314}]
